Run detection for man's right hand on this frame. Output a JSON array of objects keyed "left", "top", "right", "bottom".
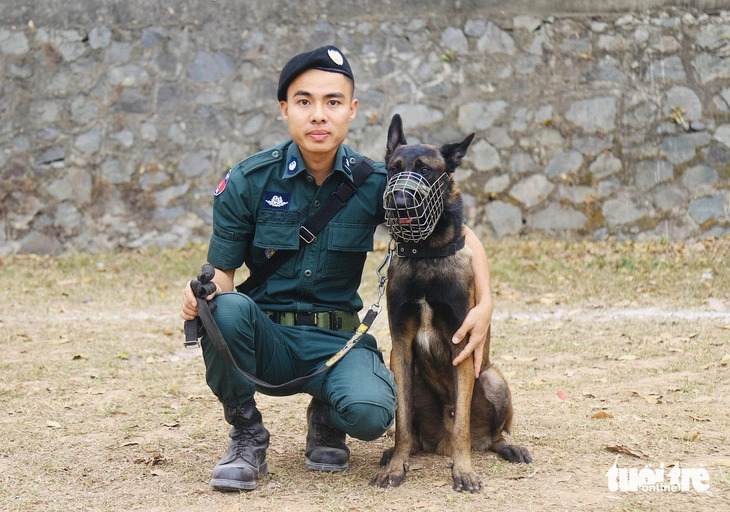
[{"left": 180, "top": 280, "right": 221, "bottom": 321}]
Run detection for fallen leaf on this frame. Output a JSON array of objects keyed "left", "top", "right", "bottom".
[
  {"left": 508, "top": 469, "right": 537, "bottom": 479},
  {"left": 539, "top": 295, "right": 559, "bottom": 305},
  {"left": 667, "top": 347, "right": 684, "bottom": 353},
  {"left": 644, "top": 394, "right": 663, "bottom": 404},
  {"left": 46, "top": 420, "right": 62, "bottom": 429},
  {"left": 682, "top": 431, "right": 701, "bottom": 442},
  {"left": 715, "top": 459, "right": 730, "bottom": 467},
  {"left": 557, "top": 390, "right": 568, "bottom": 401},
  {"left": 604, "top": 445, "right": 648, "bottom": 459},
  {"left": 72, "top": 354, "right": 89, "bottom": 360},
  {"left": 592, "top": 411, "right": 614, "bottom": 419},
  {"left": 618, "top": 354, "right": 637, "bottom": 361}
]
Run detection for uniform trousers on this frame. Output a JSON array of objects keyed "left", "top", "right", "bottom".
[{"left": 201, "top": 292, "right": 397, "bottom": 441}]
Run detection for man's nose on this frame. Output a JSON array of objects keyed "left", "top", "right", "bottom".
[{"left": 311, "top": 102, "right": 326, "bottom": 123}]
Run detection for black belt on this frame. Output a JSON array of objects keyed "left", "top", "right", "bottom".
[{"left": 263, "top": 310, "right": 360, "bottom": 332}]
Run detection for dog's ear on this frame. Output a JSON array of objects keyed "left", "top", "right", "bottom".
[
  {"left": 440, "top": 133, "right": 475, "bottom": 172},
  {"left": 386, "top": 114, "right": 408, "bottom": 163}
]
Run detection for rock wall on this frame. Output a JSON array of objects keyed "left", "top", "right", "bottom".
[{"left": 2, "top": 1, "right": 730, "bottom": 254}]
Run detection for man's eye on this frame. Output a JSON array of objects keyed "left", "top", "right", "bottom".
[{"left": 329, "top": 100, "right": 340, "bottom": 106}]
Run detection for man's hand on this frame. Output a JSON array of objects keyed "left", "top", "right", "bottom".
[
  {"left": 180, "top": 280, "right": 221, "bottom": 321},
  {"left": 451, "top": 299, "right": 493, "bottom": 378},
  {"left": 180, "top": 267, "right": 235, "bottom": 321}
]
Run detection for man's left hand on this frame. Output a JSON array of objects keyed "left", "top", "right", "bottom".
[{"left": 451, "top": 299, "right": 493, "bottom": 378}]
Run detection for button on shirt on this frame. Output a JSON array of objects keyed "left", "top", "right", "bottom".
[{"left": 207, "top": 140, "right": 387, "bottom": 313}]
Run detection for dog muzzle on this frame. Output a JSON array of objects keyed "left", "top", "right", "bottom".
[{"left": 383, "top": 171, "right": 446, "bottom": 243}]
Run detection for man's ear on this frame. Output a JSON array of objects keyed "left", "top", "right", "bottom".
[
  {"left": 440, "top": 133, "right": 475, "bottom": 172},
  {"left": 386, "top": 114, "right": 407, "bottom": 163},
  {"left": 280, "top": 100, "right": 289, "bottom": 120},
  {"left": 349, "top": 98, "right": 359, "bottom": 121}
]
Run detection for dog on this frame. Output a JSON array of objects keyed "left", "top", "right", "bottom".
[{"left": 370, "top": 114, "right": 531, "bottom": 492}]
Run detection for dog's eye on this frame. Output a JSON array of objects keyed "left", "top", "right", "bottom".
[{"left": 420, "top": 167, "right": 430, "bottom": 175}]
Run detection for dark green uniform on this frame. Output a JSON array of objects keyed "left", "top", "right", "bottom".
[{"left": 202, "top": 140, "right": 396, "bottom": 441}]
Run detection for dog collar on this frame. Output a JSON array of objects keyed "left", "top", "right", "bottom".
[{"left": 395, "top": 236, "right": 466, "bottom": 258}]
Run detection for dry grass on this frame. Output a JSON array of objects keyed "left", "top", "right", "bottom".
[{"left": 1, "top": 237, "right": 729, "bottom": 511}]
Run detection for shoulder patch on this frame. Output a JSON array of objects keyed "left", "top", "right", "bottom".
[{"left": 214, "top": 169, "right": 231, "bottom": 196}]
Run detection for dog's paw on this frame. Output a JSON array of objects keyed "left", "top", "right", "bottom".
[
  {"left": 370, "top": 462, "right": 408, "bottom": 489},
  {"left": 496, "top": 443, "right": 532, "bottom": 464},
  {"left": 452, "top": 469, "right": 483, "bottom": 493}
]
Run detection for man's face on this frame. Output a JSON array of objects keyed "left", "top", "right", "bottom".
[{"left": 279, "top": 69, "right": 358, "bottom": 162}]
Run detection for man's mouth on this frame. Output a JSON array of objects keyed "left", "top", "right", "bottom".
[{"left": 308, "top": 131, "right": 330, "bottom": 141}]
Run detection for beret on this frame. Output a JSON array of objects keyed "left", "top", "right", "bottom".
[{"left": 277, "top": 46, "right": 354, "bottom": 101}]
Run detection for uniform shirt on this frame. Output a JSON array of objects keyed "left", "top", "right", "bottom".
[{"left": 207, "top": 140, "right": 387, "bottom": 313}]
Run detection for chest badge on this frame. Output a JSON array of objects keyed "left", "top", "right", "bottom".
[{"left": 263, "top": 191, "right": 291, "bottom": 210}]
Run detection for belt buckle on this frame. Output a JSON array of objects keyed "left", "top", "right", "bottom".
[{"left": 295, "top": 312, "right": 316, "bottom": 326}]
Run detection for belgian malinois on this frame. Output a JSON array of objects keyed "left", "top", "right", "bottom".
[{"left": 371, "top": 114, "right": 531, "bottom": 492}]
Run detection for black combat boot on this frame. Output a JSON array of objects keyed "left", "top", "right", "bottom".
[
  {"left": 210, "top": 399, "right": 270, "bottom": 491},
  {"left": 305, "top": 397, "right": 350, "bottom": 472}
]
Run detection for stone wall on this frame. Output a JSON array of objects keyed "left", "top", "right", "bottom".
[{"left": 1, "top": 1, "right": 730, "bottom": 254}]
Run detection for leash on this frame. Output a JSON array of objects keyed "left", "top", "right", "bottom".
[{"left": 183, "top": 248, "right": 392, "bottom": 393}]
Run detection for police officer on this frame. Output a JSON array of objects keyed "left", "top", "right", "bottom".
[{"left": 180, "top": 46, "right": 494, "bottom": 491}]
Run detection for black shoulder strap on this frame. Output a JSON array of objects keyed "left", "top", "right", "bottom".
[{"left": 236, "top": 157, "right": 375, "bottom": 294}]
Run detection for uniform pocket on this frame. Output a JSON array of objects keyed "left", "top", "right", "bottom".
[
  {"left": 322, "top": 223, "right": 374, "bottom": 278},
  {"left": 253, "top": 210, "right": 300, "bottom": 277}
]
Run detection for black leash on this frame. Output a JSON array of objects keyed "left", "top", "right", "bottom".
[{"left": 183, "top": 251, "right": 391, "bottom": 393}]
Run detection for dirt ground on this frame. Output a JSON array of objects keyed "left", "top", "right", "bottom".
[{"left": 1, "top": 238, "right": 728, "bottom": 512}]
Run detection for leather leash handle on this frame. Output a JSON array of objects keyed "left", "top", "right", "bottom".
[{"left": 183, "top": 264, "right": 217, "bottom": 348}]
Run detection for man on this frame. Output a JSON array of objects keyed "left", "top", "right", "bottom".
[{"left": 180, "top": 45, "right": 494, "bottom": 491}]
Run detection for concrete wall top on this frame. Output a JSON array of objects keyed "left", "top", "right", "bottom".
[{"left": 3, "top": 1, "right": 730, "bottom": 28}]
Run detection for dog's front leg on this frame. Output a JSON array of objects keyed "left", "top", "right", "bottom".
[
  {"left": 371, "top": 329, "right": 415, "bottom": 488},
  {"left": 450, "top": 350, "right": 482, "bottom": 492}
]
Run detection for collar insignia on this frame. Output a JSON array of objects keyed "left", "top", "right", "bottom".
[{"left": 287, "top": 156, "right": 298, "bottom": 174}]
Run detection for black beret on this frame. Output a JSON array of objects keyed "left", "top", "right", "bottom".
[{"left": 277, "top": 46, "right": 354, "bottom": 101}]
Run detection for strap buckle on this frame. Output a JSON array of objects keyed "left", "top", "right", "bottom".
[{"left": 299, "top": 226, "right": 317, "bottom": 244}]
